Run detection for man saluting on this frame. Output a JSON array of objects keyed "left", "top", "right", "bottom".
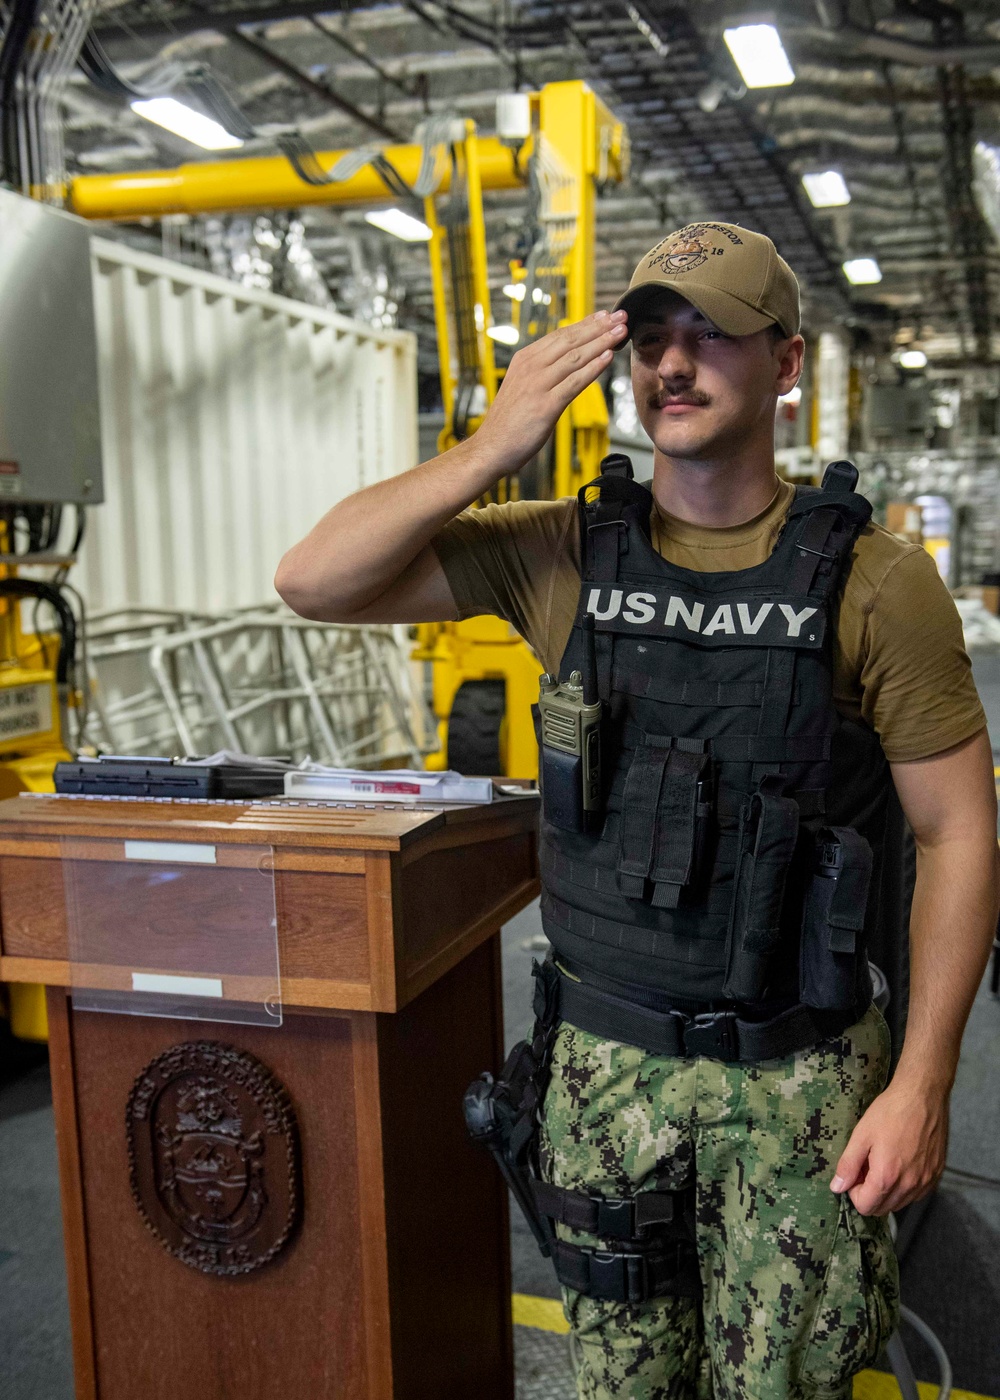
[{"left": 277, "top": 222, "right": 997, "bottom": 1399}]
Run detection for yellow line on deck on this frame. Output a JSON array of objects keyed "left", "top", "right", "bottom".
[
  {"left": 512, "top": 1294, "right": 999, "bottom": 1400},
  {"left": 855, "top": 1375, "right": 996, "bottom": 1400},
  {"left": 512, "top": 1293, "right": 569, "bottom": 1334}
]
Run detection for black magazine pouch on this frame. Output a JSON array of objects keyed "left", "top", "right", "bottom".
[
  {"left": 617, "top": 742, "right": 710, "bottom": 906},
  {"left": 800, "top": 826, "right": 873, "bottom": 1010},
  {"left": 722, "top": 779, "right": 800, "bottom": 1001}
]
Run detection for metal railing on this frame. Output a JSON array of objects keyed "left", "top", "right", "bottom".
[{"left": 81, "top": 604, "right": 437, "bottom": 768}]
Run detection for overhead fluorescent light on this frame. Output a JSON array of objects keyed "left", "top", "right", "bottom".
[
  {"left": 842, "top": 257, "right": 882, "bottom": 285},
  {"left": 131, "top": 97, "right": 243, "bottom": 151},
  {"left": 779, "top": 386, "right": 802, "bottom": 405},
  {"left": 802, "top": 170, "right": 850, "bottom": 208},
  {"left": 364, "top": 208, "right": 433, "bottom": 242},
  {"left": 898, "top": 349, "right": 928, "bottom": 369},
  {"left": 723, "top": 24, "right": 795, "bottom": 88},
  {"left": 487, "top": 324, "right": 519, "bottom": 345}
]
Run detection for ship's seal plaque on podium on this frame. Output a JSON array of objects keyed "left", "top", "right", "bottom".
[{"left": 126, "top": 1040, "right": 300, "bottom": 1277}]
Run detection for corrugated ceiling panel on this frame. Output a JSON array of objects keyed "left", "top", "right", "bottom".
[{"left": 79, "top": 238, "right": 417, "bottom": 614}]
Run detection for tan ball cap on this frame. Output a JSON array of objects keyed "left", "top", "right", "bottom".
[{"left": 614, "top": 222, "right": 800, "bottom": 337}]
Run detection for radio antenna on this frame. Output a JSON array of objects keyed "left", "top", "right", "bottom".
[{"left": 581, "top": 614, "right": 599, "bottom": 706}]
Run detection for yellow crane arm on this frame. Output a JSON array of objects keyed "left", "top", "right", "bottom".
[{"left": 68, "top": 136, "right": 527, "bottom": 220}]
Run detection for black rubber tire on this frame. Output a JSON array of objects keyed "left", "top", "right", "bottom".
[{"left": 446, "top": 679, "right": 506, "bottom": 776}]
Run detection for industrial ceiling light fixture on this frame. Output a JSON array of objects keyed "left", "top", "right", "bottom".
[
  {"left": 130, "top": 98, "right": 244, "bottom": 151},
  {"left": 722, "top": 24, "right": 795, "bottom": 88},
  {"left": 487, "top": 324, "right": 519, "bottom": 345},
  {"left": 802, "top": 170, "right": 851, "bottom": 208},
  {"left": 842, "top": 257, "right": 882, "bottom": 285},
  {"left": 363, "top": 208, "right": 433, "bottom": 242}
]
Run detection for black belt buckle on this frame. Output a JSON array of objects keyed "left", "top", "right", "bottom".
[{"left": 683, "top": 1010, "right": 739, "bottom": 1061}]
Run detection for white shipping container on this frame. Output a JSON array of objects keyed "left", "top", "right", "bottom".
[{"left": 78, "top": 238, "right": 418, "bottom": 614}]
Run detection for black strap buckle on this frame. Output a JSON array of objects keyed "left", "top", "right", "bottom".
[
  {"left": 682, "top": 1010, "right": 739, "bottom": 1060},
  {"left": 593, "top": 1195, "right": 635, "bottom": 1241},
  {"left": 589, "top": 1249, "right": 648, "bottom": 1304}
]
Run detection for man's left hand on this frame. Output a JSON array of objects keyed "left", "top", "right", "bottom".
[{"left": 830, "top": 1075, "right": 949, "bottom": 1216}]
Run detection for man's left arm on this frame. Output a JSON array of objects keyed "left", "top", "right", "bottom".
[{"left": 831, "top": 727, "right": 999, "bottom": 1216}]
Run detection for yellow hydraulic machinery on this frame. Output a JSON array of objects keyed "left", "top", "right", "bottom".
[
  {"left": 68, "top": 80, "right": 628, "bottom": 780},
  {"left": 412, "top": 84, "right": 628, "bottom": 776},
  {"left": 0, "top": 589, "right": 71, "bottom": 1043}
]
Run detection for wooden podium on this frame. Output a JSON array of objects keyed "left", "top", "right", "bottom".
[{"left": 0, "top": 791, "right": 540, "bottom": 1400}]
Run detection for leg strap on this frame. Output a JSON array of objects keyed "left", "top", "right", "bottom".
[
  {"left": 530, "top": 1178, "right": 695, "bottom": 1243},
  {"left": 551, "top": 1237, "right": 701, "bottom": 1303}
]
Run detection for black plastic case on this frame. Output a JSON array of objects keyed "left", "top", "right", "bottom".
[{"left": 54, "top": 758, "right": 287, "bottom": 800}]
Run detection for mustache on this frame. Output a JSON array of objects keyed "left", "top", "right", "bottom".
[{"left": 648, "top": 388, "right": 711, "bottom": 408}]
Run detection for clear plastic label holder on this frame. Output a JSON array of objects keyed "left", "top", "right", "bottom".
[{"left": 62, "top": 838, "right": 281, "bottom": 1028}]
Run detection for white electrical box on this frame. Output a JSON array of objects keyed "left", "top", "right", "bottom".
[{"left": 0, "top": 188, "right": 103, "bottom": 504}]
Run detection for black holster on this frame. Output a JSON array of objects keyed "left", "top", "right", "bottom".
[
  {"left": 463, "top": 958, "right": 701, "bottom": 1303},
  {"left": 462, "top": 958, "right": 560, "bottom": 1254}
]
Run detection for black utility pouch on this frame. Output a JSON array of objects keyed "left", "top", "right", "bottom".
[
  {"left": 617, "top": 743, "right": 711, "bottom": 907},
  {"left": 722, "top": 781, "right": 800, "bottom": 1001},
  {"left": 800, "top": 827, "right": 873, "bottom": 1010}
]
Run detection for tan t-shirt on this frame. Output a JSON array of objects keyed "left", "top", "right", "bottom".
[{"left": 432, "top": 479, "right": 985, "bottom": 764}]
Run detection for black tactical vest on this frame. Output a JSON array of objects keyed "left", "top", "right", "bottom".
[{"left": 539, "top": 457, "right": 896, "bottom": 1023}]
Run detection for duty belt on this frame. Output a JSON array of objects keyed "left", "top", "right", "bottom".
[{"left": 554, "top": 964, "right": 866, "bottom": 1063}]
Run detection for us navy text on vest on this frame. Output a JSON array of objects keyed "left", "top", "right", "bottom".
[{"left": 583, "top": 585, "right": 824, "bottom": 648}]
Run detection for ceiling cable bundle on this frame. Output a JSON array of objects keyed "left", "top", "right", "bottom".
[
  {"left": 76, "top": 30, "right": 458, "bottom": 204},
  {"left": 0, "top": 0, "right": 99, "bottom": 197}
]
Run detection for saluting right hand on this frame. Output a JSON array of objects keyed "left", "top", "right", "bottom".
[{"left": 475, "top": 309, "right": 629, "bottom": 473}]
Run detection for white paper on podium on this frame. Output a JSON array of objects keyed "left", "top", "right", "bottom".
[{"left": 284, "top": 766, "right": 494, "bottom": 804}]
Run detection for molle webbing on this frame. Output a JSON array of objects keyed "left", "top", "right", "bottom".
[
  {"left": 618, "top": 724, "right": 832, "bottom": 765},
  {"left": 612, "top": 666, "right": 802, "bottom": 710},
  {"left": 542, "top": 891, "right": 729, "bottom": 966},
  {"left": 542, "top": 843, "right": 735, "bottom": 911},
  {"left": 599, "top": 776, "right": 826, "bottom": 823}
]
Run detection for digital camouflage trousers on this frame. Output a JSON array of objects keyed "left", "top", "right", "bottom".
[{"left": 538, "top": 1004, "right": 899, "bottom": 1400}]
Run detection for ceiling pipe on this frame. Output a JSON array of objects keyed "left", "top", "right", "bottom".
[
  {"left": 92, "top": 0, "right": 377, "bottom": 41},
  {"left": 68, "top": 134, "right": 525, "bottom": 220},
  {"left": 799, "top": 23, "right": 1000, "bottom": 67}
]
